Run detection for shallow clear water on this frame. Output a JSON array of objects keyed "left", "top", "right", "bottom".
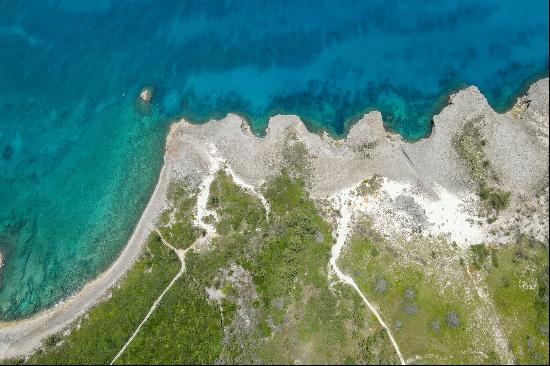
[{"left": 0, "top": 0, "right": 547, "bottom": 319}]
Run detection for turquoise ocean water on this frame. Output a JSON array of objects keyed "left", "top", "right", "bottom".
[{"left": 0, "top": 0, "right": 548, "bottom": 320}]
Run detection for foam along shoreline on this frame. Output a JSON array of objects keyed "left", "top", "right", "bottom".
[{"left": 0, "top": 78, "right": 548, "bottom": 359}]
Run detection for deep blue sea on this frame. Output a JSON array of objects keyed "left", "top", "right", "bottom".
[{"left": 0, "top": 0, "right": 548, "bottom": 320}]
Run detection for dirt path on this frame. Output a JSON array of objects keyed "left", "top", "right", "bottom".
[
  {"left": 109, "top": 145, "right": 226, "bottom": 364},
  {"left": 0, "top": 154, "right": 173, "bottom": 360},
  {"left": 193, "top": 144, "right": 223, "bottom": 238},
  {"left": 110, "top": 144, "right": 268, "bottom": 364},
  {"left": 329, "top": 185, "right": 406, "bottom": 365},
  {"left": 466, "top": 267, "right": 514, "bottom": 364},
  {"left": 110, "top": 227, "right": 186, "bottom": 365}
]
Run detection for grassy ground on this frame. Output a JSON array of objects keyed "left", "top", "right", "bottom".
[
  {"left": 207, "top": 170, "right": 267, "bottom": 236},
  {"left": 186, "top": 170, "right": 400, "bottom": 364},
  {"left": 25, "top": 233, "right": 180, "bottom": 365},
  {"left": 475, "top": 235, "right": 549, "bottom": 365},
  {"left": 8, "top": 161, "right": 547, "bottom": 365},
  {"left": 157, "top": 180, "right": 201, "bottom": 250},
  {"left": 115, "top": 276, "right": 223, "bottom": 365},
  {"left": 338, "top": 219, "right": 499, "bottom": 364},
  {"left": 16, "top": 166, "right": 400, "bottom": 365}
]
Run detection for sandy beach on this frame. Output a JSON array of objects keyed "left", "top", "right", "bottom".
[
  {"left": 0, "top": 124, "right": 178, "bottom": 359},
  {"left": 0, "top": 78, "right": 548, "bottom": 360}
]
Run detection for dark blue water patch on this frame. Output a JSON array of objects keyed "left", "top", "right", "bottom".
[{"left": 0, "top": 0, "right": 548, "bottom": 319}]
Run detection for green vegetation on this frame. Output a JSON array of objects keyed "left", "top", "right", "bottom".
[
  {"left": 469, "top": 244, "right": 499, "bottom": 270},
  {"left": 27, "top": 234, "right": 180, "bottom": 365},
  {"left": 11, "top": 156, "right": 547, "bottom": 366},
  {"left": 477, "top": 235, "right": 549, "bottom": 365},
  {"left": 8, "top": 155, "right": 546, "bottom": 365},
  {"left": 157, "top": 180, "right": 201, "bottom": 249},
  {"left": 479, "top": 182, "right": 511, "bottom": 213},
  {"left": 115, "top": 277, "right": 223, "bottom": 364},
  {"left": 455, "top": 118, "right": 492, "bottom": 183},
  {"left": 187, "top": 170, "right": 399, "bottom": 364},
  {"left": 281, "top": 130, "right": 312, "bottom": 180},
  {"left": 354, "top": 139, "right": 379, "bottom": 159},
  {"left": 208, "top": 170, "right": 266, "bottom": 236},
  {"left": 358, "top": 174, "right": 383, "bottom": 196},
  {"left": 6, "top": 121, "right": 547, "bottom": 365},
  {"left": 455, "top": 118, "right": 510, "bottom": 216},
  {"left": 338, "top": 219, "right": 499, "bottom": 364},
  {"left": 254, "top": 172, "right": 333, "bottom": 306},
  {"left": 22, "top": 165, "right": 401, "bottom": 365},
  {"left": 464, "top": 177, "right": 548, "bottom": 355}
]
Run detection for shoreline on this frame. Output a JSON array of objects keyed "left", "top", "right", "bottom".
[
  {"left": 0, "top": 127, "right": 175, "bottom": 359},
  {"left": 341, "top": 71, "right": 550, "bottom": 143},
  {"left": 0, "top": 78, "right": 548, "bottom": 359},
  {"left": 178, "top": 74, "right": 549, "bottom": 142}
]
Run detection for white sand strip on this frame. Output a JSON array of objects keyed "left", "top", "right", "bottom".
[{"left": 193, "top": 144, "right": 223, "bottom": 237}]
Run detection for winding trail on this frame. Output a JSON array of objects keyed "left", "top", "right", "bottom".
[
  {"left": 110, "top": 145, "right": 224, "bottom": 365},
  {"left": 110, "top": 227, "right": 186, "bottom": 365},
  {"left": 191, "top": 145, "right": 224, "bottom": 240},
  {"left": 110, "top": 143, "right": 268, "bottom": 364},
  {"left": 0, "top": 152, "right": 174, "bottom": 360},
  {"left": 329, "top": 185, "right": 406, "bottom": 365}
]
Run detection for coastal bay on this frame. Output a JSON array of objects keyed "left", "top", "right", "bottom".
[
  {"left": 0, "top": 0, "right": 548, "bottom": 321},
  {"left": 1, "top": 78, "right": 548, "bottom": 364}
]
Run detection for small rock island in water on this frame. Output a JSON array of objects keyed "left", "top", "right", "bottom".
[{"left": 139, "top": 87, "right": 153, "bottom": 104}]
